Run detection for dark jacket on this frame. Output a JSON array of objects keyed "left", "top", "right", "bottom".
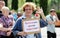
[{"left": 12, "top": 15, "right": 48, "bottom": 38}]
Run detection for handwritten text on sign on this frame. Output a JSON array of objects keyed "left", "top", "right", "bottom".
[{"left": 23, "top": 19, "right": 40, "bottom": 33}]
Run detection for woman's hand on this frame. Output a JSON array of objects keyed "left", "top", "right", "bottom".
[
  {"left": 36, "top": 7, "right": 46, "bottom": 21},
  {"left": 7, "top": 31, "right": 12, "bottom": 36},
  {"left": 7, "top": 28, "right": 12, "bottom": 32},
  {"left": 7, "top": 28, "right": 12, "bottom": 36},
  {"left": 36, "top": 7, "right": 44, "bottom": 15},
  {"left": 17, "top": 32, "right": 27, "bottom": 36}
]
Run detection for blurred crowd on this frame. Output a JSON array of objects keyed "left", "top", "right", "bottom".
[{"left": 0, "top": 0, "right": 59, "bottom": 38}]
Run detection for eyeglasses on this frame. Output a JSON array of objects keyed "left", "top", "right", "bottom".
[{"left": 25, "top": 9, "right": 32, "bottom": 11}]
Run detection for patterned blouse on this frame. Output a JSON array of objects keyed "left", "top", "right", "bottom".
[{"left": 0, "top": 16, "right": 13, "bottom": 36}]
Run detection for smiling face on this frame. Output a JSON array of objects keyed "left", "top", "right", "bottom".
[
  {"left": 22, "top": 2, "right": 36, "bottom": 17},
  {"left": 24, "top": 6, "right": 33, "bottom": 16}
]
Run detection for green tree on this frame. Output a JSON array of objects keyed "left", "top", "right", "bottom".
[
  {"left": 39, "top": 0, "right": 48, "bottom": 15},
  {"left": 11, "top": 0, "right": 18, "bottom": 10},
  {"left": 4, "top": 0, "right": 8, "bottom": 6},
  {"left": 33, "top": 0, "right": 39, "bottom": 6}
]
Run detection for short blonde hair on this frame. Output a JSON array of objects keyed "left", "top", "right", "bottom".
[
  {"left": 1, "top": 6, "right": 9, "bottom": 12},
  {"left": 22, "top": 2, "right": 36, "bottom": 12}
]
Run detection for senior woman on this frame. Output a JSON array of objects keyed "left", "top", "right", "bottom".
[
  {"left": 0, "top": 6, "right": 14, "bottom": 38},
  {"left": 12, "top": 2, "right": 47, "bottom": 38}
]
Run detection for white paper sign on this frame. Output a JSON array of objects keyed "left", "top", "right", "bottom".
[{"left": 22, "top": 19, "right": 40, "bottom": 34}]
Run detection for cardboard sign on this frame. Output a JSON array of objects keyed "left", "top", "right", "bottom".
[{"left": 22, "top": 18, "right": 40, "bottom": 34}]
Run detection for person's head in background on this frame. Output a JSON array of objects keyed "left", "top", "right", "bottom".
[
  {"left": 50, "top": 9, "right": 56, "bottom": 16},
  {"left": 9, "top": 10, "right": 17, "bottom": 15},
  {"left": 22, "top": 2, "right": 36, "bottom": 18},
  {"left": 0, "top": 1, "right": 5, "bottom": 10},
  {"left": 1, "top": 6, "right": 10, "bottom": 17},
  {"left": 17, "top": 12, "right": 22, "bottom": 18},
  {"left": 10, "top": 10, "right": 16, "bottom": 14}
]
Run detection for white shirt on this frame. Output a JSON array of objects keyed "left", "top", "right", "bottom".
[{"left": 46, "top": 14, "right": 57, "bottom": 33}]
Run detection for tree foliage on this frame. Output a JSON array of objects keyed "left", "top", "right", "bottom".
[
  {"left": 39, "top": 0, "right": 48, "bottom": 15},
  {"left": 26, "top": 0, "right": 33, "bottom": 2},
  {"left": 11, "top": 0, "right": 18, "bottom": 10},
  {"left": 4, "top": 0, "right": 8, "bottom": 6}
]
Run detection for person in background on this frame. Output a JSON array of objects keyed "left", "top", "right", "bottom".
[
  {"left": 10, "top": 10, "right": 18, "bottom": 21},
  {"left": 0, "top": 1, "right": 5, "bottom": 18},
  {"left": 46, "top": 9, "right": 59, "bottom": 38},
  {"left": 0, "top": 6, "right": 14, "bottom": 38},
  {"left": 17, "top": 12, "right": 22, "bottom": 18}
]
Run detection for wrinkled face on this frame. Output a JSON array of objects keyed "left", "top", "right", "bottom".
[
  {"left": 24, "top": 6, "right": 33, "bottom": 16},
  {"left": 2, "top": 9, "right": 9, "bottom": 16}
]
